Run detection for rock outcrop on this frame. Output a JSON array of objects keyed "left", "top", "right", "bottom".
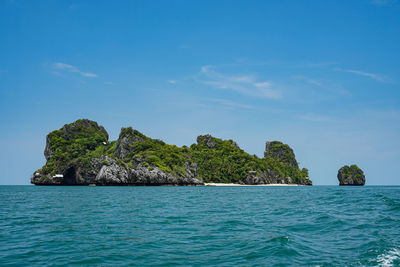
[
  {"left": 264, "top": 141, "right": 299, "bottom": 168},
  {"left": 196, "top": 134, "right": 216, "bottom": 149},
  {"left": 31, "top": 119, "right": 312, "bottom": 186},
  {"left": 337, "top": 165, "right": 365, "bottom": 186},
  {"left": 244, "top": 169, "right": 312, "bottom": 185},
  {"left": 114, "top": 127, "right": 146, "bottom": 160},
  {"left": 197, "top": 134, "right": 240, "bottom": 150}
]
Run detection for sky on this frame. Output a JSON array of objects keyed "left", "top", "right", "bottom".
[{"left": 0, "top": 0, "right": 400, "bottom": 185}]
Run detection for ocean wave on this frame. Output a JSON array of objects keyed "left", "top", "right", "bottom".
[
  {"left": 1, "top": 185, "right": 400, "bottom": 266},
  {"left": 377, "top": 248, "right": 400, "bottom": 266}
]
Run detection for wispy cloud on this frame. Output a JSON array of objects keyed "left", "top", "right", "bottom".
[
  {"left": 168, "top": 80, "right": 176, "bottom": 84},
  {"left": 198, "top": 65, "right": 282, "bottom": 99},
  {"left": 301, "top": 62, "right": 337, "bottom": 68},
  {"left": 53, "top": 62, "right": 98, "bottom": 78},
  {"left": 80, "top": 72, "right": 97, "bottom": 77},
  {"left": 333, "top": 67, "right": 389, "bottom": 83},
  {"left": 297, "top": 114, "right": 341, "bottom": 123},
  {"left": 204, "top": 98, "right": 255, "bottom": 110},
  {"left": 292, "top": 75, "right": 323, "bottom": 87},
  {"left": 54, "top": 62, "right": 79, "bottom": 72},
  {"left": 291, "top": 75, "right": 352, "bottom": 97}
]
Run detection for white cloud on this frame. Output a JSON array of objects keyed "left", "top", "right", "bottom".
[
  {"left": 168, "top": 80, "right": 176, "bottom": 84},
  {"left": 204, "top": 98, "right": 255, "bottom": 110},
  {"left": 80, "top": 72, "right": 98, "bottom": 77},
  {"left": 302, "top": 62, "right": 337, "bottom": 68},
  {"left": 198, "top": 66, "right": 282, "bottom": 99},
  {"left": 297, "top": 114, "right": 340, "bottom": 123},
  {"left": 104, "top": 81, "right": 114, "bottom": 85},
  {"left": 54, "top": 62, "right": 79, "bottom": 72},
  {"left": 291, "top": 75, "right": 352, "bottom": 99},
  {"left": 254, "top": 82, "right": 272, "bottom": 88},
  {"left": 334, "top": 67, "right": 389, "bottom": 83},
  {"left": 53, "top": 62, "right": 98, "bottom": 78},
  {"left": 292, "top": 75, "right": 323, "bottom": 87}
]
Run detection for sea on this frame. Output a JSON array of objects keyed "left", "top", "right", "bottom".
[{"left": 0, "top": 185, "right": 399, "bottom": 266}]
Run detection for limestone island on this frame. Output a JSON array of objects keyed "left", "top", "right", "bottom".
[
  {"left": 337, "top": 165, "right": 365, "bottom": 186},
  {"left": 31, "top": 119, "right": 312, "bottom": 186}
]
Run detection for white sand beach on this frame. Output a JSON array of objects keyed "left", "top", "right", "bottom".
[{"left": 204, "top": 183, "right": 301, "bottom": 186}]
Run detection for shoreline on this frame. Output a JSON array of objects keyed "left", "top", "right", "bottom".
[
  {"left": 204, "top": 183, "right": 302, "bottom": 186},
  {"left": 32, "top": 183, "right": 304, "bottom": 187}
]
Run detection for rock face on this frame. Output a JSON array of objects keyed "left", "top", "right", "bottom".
[
  {"left": 32, "top": 120, "right": 203, "bottom": 186},
  {"left": 31, "top": 119, "right": 312, "bottom": 186},
  {"left": 92, "top": 156, "right": 202, "bottom": 186},
  {"left": 244, "top": 169, "right": 312, "bottom": 185},
  {"left": 114, "top": 127, "right": 146, "bottom": 160},
  {"left": 264, "top": 141, "right": 298, "bottom": 168},
  {"left": 196, "top": 134, "right": 216, "bottom": 149},
  {"left": 337, "top": 165, "right": 365, "bottom": 186},
  {"left": 197, "top": 134, "right": 240, "bottom": 150}
]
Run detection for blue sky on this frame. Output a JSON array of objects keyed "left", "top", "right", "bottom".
[{"left": 1, "top": 0, "right": 400, "bottom": 185}]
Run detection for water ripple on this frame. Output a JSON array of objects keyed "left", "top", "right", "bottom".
[{"left": 0, "top": 185, "right": 400, "bottom": 266}]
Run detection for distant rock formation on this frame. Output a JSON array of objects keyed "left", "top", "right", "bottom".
[
  {"left": 337, "top": 165, "right": 365, "bottom": 186},
  {"left": 31, "top": 119, "right": 312, "bottom": 186}
]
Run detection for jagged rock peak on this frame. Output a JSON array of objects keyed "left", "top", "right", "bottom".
[
  {"left": 197, "top": 134, "right": 217, "bottom": 148},
  {"left": 264, "top": 141, "right": 298, "bottom": 168},
  {"left": 114, "top": 127, "right": 147, "bottom": 159},
  {"left": 196, "top": 134, "right": 240, "bottom": 149},
  {"left": 337, "top": 165, "right": 365, "bottom": 186}
]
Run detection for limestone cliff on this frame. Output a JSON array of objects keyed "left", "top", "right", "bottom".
[
  {"left": 264, "top": 141, "right": 298, "bottom": 168},
  {"left": 31, "top": 119, "right": 312, "bottom": 186},
  {"left": 337, "top": 165, "right": 365, "bottom": 186}
]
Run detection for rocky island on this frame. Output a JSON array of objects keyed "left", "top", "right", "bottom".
[
  {"left": 31, "top": 119, "right": 312, "bottom": 186},
  {"left": 337, "top": 165, "right": 365, "bottom": 186}
]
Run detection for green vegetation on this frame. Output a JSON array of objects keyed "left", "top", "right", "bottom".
[
  {"left": 338, "top": 164, "right": 365, "bottom": 185},
  {"left": 118, "top": 127, "right": 192, "bottom": 177},
  {"left": 191, "top": 136, "right": 309, "bottom": 183},
  {"left": 342, "top": 164, "right": 363, "bottom": 180},
  {"left": 39, "top": 119, "right": 311, "bottom": 185},
  {"left": 41, "top": 119, "right": 109, "bottom": 175},
  {"left": 264, "top": 141, "right": 298, "bottom": 167}
]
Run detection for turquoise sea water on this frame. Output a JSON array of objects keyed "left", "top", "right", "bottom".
[{"left": 0, "top": 186, "right": 400, "bottom": 266}]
